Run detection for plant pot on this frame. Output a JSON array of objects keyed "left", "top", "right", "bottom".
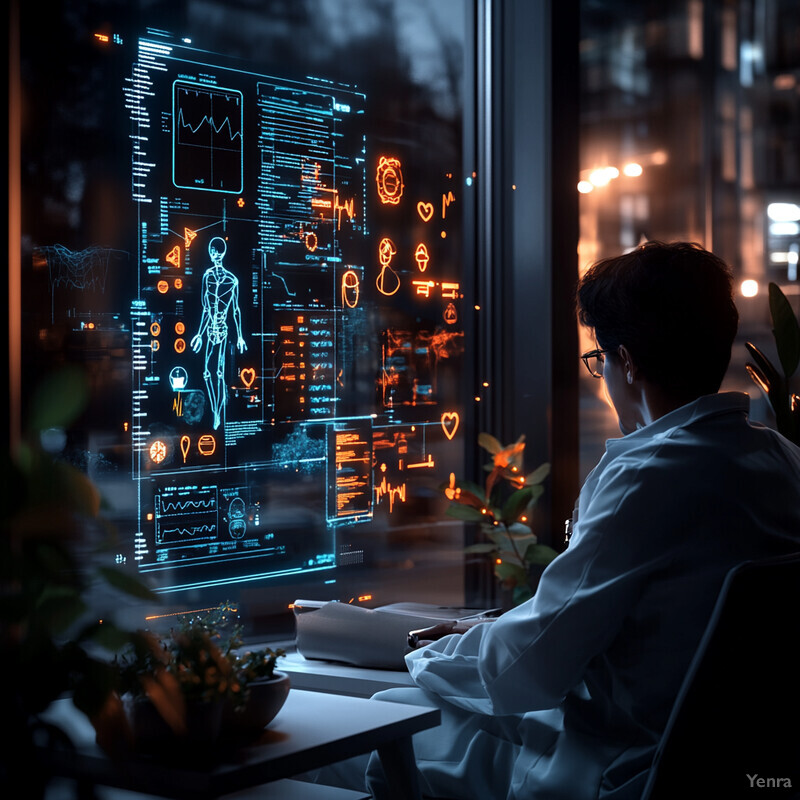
[
  {"left": 123, "top": 694, "right": 224, "bottom": 754},
  {"left": 222, "top": 671, "right": 290, "bottom": 738}
]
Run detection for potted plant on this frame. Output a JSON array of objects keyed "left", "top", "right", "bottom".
[
  {"left": 1, "top": 367, "right": 160, "bottom": 795},
  {"left": 441, "top": 433, "right": 559, "bottom": 606},
  {"left": 115, "top": 603, "right": 289, "bottom": 749},
  {"left": 745, "top": 282, "right": 800, "bottom": 444}
]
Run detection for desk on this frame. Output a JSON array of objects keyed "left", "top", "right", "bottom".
[{"left": 41, "top": 690, "right": 439, "bottom": 800}]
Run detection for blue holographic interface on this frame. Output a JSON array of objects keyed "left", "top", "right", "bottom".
[{"left": 111, "top": 32, "right": 466, "bottom": 594}]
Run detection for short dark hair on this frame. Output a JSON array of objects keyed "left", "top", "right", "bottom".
[{"left": 576, "top": 241, "right": 739, "bottom": 401}]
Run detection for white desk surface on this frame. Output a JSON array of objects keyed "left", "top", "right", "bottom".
[{"left": 42, "top": 689, "right": 438, "bottom": 800}]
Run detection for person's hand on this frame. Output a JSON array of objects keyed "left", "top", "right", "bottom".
[{"left": 407, "top": 617, "right": 495, "bottom": 649}]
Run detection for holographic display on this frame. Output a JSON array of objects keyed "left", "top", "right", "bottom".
[{"left": 26, "top": 26, "right": 467, "bottom": 601}]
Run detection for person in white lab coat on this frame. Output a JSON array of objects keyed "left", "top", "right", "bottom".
[{"left": 322, "top": 242, "right": 800, "bottom": 799}]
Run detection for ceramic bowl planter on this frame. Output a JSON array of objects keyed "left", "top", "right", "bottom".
[{"left": 222, "top": 671, "right": 291, "bottom": 739}]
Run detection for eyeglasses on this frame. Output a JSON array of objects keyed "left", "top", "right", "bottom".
[{"left": 580, "top": 348, "right": 610, "bottom": 378}]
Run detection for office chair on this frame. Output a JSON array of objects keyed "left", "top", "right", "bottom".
[{"left": 641, "top": 552, "right": 800, "bottom": 799}]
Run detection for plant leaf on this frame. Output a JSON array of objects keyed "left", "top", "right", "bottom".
[
  {"left": 745, "top": 342, "right": 781, "bottom": 389},
  {"left": 524, "top": 543, "right": 560, "bottom": 565},
  {"left": 477, "top": 432, "right": 504, "bottom": 454},
  {"left": 769, "top": 282, "right": 800, "bottom": 378},
  {"left": 524, "top": 463, "right": 551, "bottom": 485},
  {"left": 97, "top": 566, "right": 160, "bottom": 601},
  {"left": 501, "top": 487, "right": 534, "bottom": 524},
  {"left": 446, "top": 504, "right": 486, "bottom": 522},
  {"left": 464, "top": 542, "right": 497, "bottom": 554}
]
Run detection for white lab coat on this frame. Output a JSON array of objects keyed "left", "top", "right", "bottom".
[{"left": 367, "top": 392, "right": 800, "bottom": 799}]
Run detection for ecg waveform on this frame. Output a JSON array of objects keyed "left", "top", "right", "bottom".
[
  {"left": 173, "top": 81, "right": 243, "bottom": 193},
  {"left": 158, "top": 497, "right": 216, "bottom": 514}
]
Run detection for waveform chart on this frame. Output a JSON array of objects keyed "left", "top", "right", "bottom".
[{"left": 172, "top": 81, "right": 243, "bottom": 193}]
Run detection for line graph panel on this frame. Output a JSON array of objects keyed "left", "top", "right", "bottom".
[{"left": 172, "top": 81, "right": 243, "bottom": 193}]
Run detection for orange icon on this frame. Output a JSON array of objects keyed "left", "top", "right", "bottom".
[
  {"left": 151, "top": 340, "right": 160, "bottom": 352},
  {"left": 412, "top": 279, "right": 435, "bottom": 297},
  {"left": 174, "top": 338, "right": 186, "bottom": 353},
  {"left": 334, "top": 194, "right": 356, "bottom": 229},
  {"left": 376, "top": 156, "right": 404, "bottom": 205},
  {"left": 441, "top": 281, "right": 460, "bottom": 299},
  {"left": 174, "top": 278, "right": 183, "bottom": 290},
  {"left": 414, "top": 243, "right": 430, "bottom": 272},
  {"left": 376, "top": 237, "right": 400, "bottom": 297},
  {"left": 198, "top": 435, "right": 216, "bottom": 456},
  {"left": 417, "top": 201, "right": 434, "bottom": 222},
  {"left": 150, "top": 322, "right": 161, "bottom": 336},
  {"left": 237, "top": 197, "right": 245, "bottom": 208},
  {"left": 240, "top": 367, "right": 256, "bottom": 389},
  {"left": 184, "top": 228, "right": 197, "bottom": 249},
  {"left": 175, "top": 321, "right": 186, "bottom": 335},
  {"left": 442, "top": 190, "right": 456, "bottom": 219},
  {"left": 441, "top": 411, "right": 460, "bottom": 440},
  {"left": 305, "top": 231, "right": 318, "bottom": 252},
  {"left": 166, "top": 245, "right": 181, "bottom": 268},
  {"left": 180, "top": 435, "right": 190, "bottom": 463},
  {"left": 444, "top": 302, "right": 458, "bottom": 325},
  {"left": 157, "top": 280, "right": 169, "bottom": 294},
  {"left": 149, "top": 439, "right": 167, "bottom": 464},
  {"left": 341, "top": 269, "right": 361, "bottom": 308},
  {"left": 444, "top": 472, "right": 462, "bottom": 500}
]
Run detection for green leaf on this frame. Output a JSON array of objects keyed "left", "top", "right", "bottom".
[
  {"left": 501, "top": 487, "right": 534, "bottom": 523},
  {"left": 524, "top": 543, "right": 560, "bottom": 565},
  {"left": 455, "top": 480, "right": 487, "bottom": 501},
  {"left": 477, "top": 432, "right": 504, "bottom": 454},
  {"left": 464, "top": 542, "right": 497, "bottom": 554},
  {"left": 494, "top": 561, "right": 527, "bottom": 586},
  {"left": 769, "top": 282, "right": 800, "bottom": 379},
  {"left": 446, "top": 504, "right": 487, "bottom": 522},
  {"left": 27, "top": 366, "right": 89, "bottom": 435},
  {"left": 744, "top": 342, "right": 781, "bottom": 390},
  {"left": 524, "top": 463, "right": 551, "bottom": 486},
  {"left": 97, "top": 566, "right": 160, "bottom": 601}
]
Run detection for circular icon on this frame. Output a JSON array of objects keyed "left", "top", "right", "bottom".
[
  {"left": 169, "top": 366, "right": 188, "bottom": 390},
  {"left": 376, "top": 156, "right": 404, "bottom": 205},
  {"left": 305, "top": 232, "right": 318, "bottom": 252},
  {"left": 149, "top": 439, "right": 167, "bottom": 463},
  {"left": 150, "top": 322, "right": 161, "bottom": 336},
  {"left": 228, "top": 497, "right": 247, "bottom": 540},
  {"left": 174, "top": 277, "right": 183, "bottom": 290},
  {"left": 198, "top": 434, "right": 216, "bottom": 456},
  {"left": 174, "top": 338, "right": 186, "bottom": 353},
  {"left": 175, "top": 321, "right": 186, "bottom": 335},
  {"left": 151, "top": 340, "right": 160, "bottom": 352},
  {"left": 157, "top": 280, "right": 169, "bottom": 294}
]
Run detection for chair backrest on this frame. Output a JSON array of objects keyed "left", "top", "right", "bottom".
[{"left": 641, "top": 552, "right": 800, "bottom": 800}]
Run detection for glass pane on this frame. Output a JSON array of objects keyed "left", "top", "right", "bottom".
[{"left": 19, "top": 0, "right": 475, "bottom": 635}]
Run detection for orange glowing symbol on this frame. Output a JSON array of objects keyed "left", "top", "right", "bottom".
[
  {"left": 442, "top": 190, "right": 456, "bottom": 219},
  {"left": 198, "top": 435, "right": 216, "bottom": 456},
  {"left": 237, "top": 197, "right": 245, "bottom": 208},
  {"left": 412, "top": 279, "right": 435, "bottom": 297},
  {"left": 151, "top": 340, "right": 160, "bottom": 352},
  {"left": 444, "top": 472, "right": 462, "bottom": 501},
  {"left": 149, "top": 439, "right": 167, "bottom": 464},
  {"left": 414, "top": 243, "right": 430, "bottom": 272},
  {"left": 166, "top": 245, "right": 181, "bottom": 268},
  {"left": 240, "top": 367, "right": 256, "bottom": 389},
  {"left": 94, "top": 33, "right": 109, "bottom": 43},
  {"left": 174, "top": 338, "right": 186, "bottom": 353},
  {"left": 184, "top": 228, "right": 197, "bottom": 249},
  {"left": 376, "top": 156, "right": 404, "bottom": 205},
  {"left": 157, "top": 280, "right": 169, "bottom": 294},
  {"left": 416, "top": 201, "right": 434, "bottom": 222},
  {"left": 175, "top": 321, "right": 186, "bottom": 335},
  {"left": 341, "top": 269, "right": 361, "bottom": 308},
  {"left": 180, "top": 435, "right": 190, "bottom": 463},
  {"left": 441, "top": 282, "right": 461, "bottom": 300},
  {"left": 443, "top": 302, "right": 458, "bottom": 325},
  {"left": 305, "top": 231, "right": 318, "bottom": 252},
  {"left": 376, "top": 237, "right": 400, "bottom": 297},
  {"left": 174, "top": 278, "right": 183, "bottom": 290},
  {"left": 441, "top": 412, "right": 460, "bottom": 440},
  {"left": 150, "top": 322, "right": 161, "bottom": 336},
  {"left": 334, "top": 194, "right": 356, "bottom": 229}
]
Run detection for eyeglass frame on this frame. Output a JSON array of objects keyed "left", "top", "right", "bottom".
[{"left": 580, "top": 348, "right": 611, "bottom": 378}]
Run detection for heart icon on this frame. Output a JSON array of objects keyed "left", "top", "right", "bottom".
[
  {"left": 441, "top": 412, "right": 460, "bottom": 440},
  {"left": 240, "top": 367, "right": 256, "bottom": 389},
  {"left": 417, "top": 201, "right": 434, "bottom": 222}
]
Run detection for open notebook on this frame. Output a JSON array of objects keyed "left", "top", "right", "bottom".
[{"left": 293, "top": 600, "right": 501, "bottom": 670}]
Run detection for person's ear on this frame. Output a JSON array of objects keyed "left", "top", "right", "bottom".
[{"left": 618, "top": 345, "right": 637, "bottom": 385}]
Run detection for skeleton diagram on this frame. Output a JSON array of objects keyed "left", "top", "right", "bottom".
[{"left": 191, "top": 237, "right": 247, "bottom": 429}]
